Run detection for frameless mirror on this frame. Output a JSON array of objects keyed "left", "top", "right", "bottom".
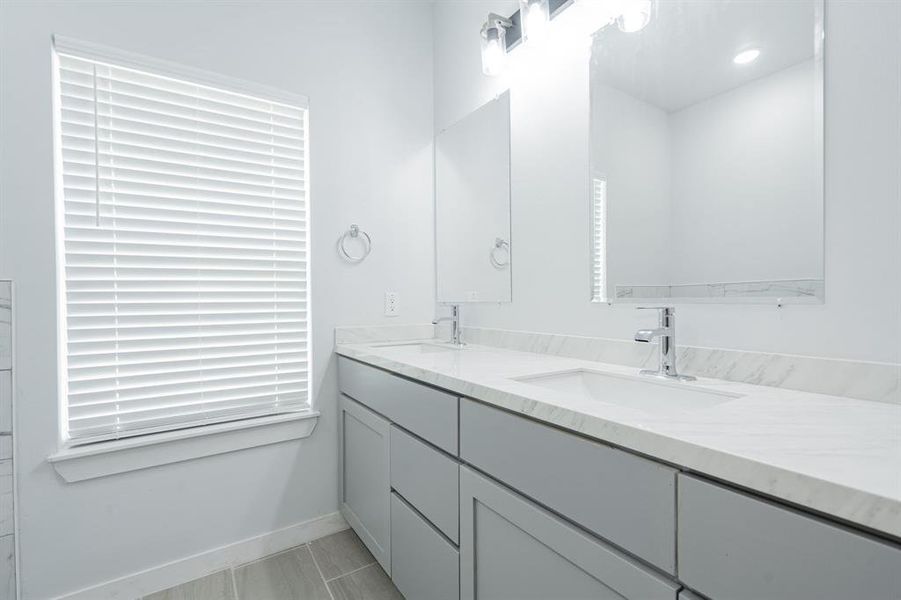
[
  {"left": 590, "top": 0, "right": 824, "bottom": 304},
  {"left": 436, "top": 92, "right": 512, "bottom": 303}
]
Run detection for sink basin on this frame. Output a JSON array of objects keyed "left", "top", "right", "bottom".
[
  {"left": 513, "top": 369, "right": 740, "bottom": 415},
  {"left": 372, "top": 342, "right": 460, "bottom": 354}
]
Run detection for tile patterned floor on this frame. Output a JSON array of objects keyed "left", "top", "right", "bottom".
[{"left": 143, "top": 529, "right": 404, "bottom": 600}]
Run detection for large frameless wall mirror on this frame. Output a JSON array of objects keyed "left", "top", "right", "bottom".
[
  {"left": 436, "top": 92, "right": 512, "bottom": 303},
  {"left": 590, "top": 0, "right": 824, "bottom": 304}
]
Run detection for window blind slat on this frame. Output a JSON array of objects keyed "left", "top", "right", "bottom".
[
  {"left": 591, "top": 177, "right": 607, "bottom": 303},
  {"left": 61, "top": 137, "right": 305, "bottom": 177},
  {"left": 56, "top": 47, "right": 310, "bottom": 445},
  {"left": 62, "top": 146, "right": 304, "bottom": 186},
  {"left": 62, "top": 128, "right": 304, "bottom": 168},
  {"left": 59, "top": 54, "right": 304, "bottom": 122},
  {"left": 67, "top": 334, "right": 308, "bottom": 358},
  {"left": 62, "top": 162, "right": 305, "bottom": 195},
  {"left": 69, "top": 353, "right": 308, "bottom": 381},
  {"left": 59, "top": 98, "right": 304, "bottom": 145}
]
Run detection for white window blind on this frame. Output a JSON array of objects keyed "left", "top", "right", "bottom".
[
  {"left": 591, "top": 177, "right": 607, "bottom": 303},
  {"left": 53, "top": 41, "right": 311, "bottom": 445}
]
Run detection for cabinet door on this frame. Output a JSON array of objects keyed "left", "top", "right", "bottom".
[
  {"left": 459, "top": 467, "right": 678, "bottom": 600},
  {"left": 339, "top": 395, "right": 391, "bottom": 574}
]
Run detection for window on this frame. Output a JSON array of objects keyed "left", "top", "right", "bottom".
[
  {"left": 52, "top": 38, "right": 310, "bottom": 446},
  {"left": 591, "top": 177, "right": 607, "bottom": 303}
]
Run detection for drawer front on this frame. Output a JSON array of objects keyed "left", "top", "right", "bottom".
[
  {"left": 339, "top": 357, "right": 458, "bottom": 454},
  {"left": 678, "top": 474, "right": 901, "bottom": 600},
  {"left": 460, "top": 398, "right": 677, "bottom": 573},
  {"left": 391, "top": 425, "right": 460, "bottom": 543},
  {"left": 391, "top": 492, "right": 460, "bottom": 600},
  {"left": 460, "top": 467, "right": 679, "bottom": 600}
]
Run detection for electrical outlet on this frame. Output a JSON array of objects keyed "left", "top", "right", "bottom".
[{"left": 384, "top": 291, "right": 399, "bottom": 317}]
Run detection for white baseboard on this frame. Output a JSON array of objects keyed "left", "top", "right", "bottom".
[{"left": 56, "top": 511, "right": 348, "bottom": 600}]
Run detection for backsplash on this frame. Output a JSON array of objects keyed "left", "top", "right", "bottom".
[
  {"left": 335, "top": 324, "right": 438, "bottom": 345},
  {"left": 462, "top": 327, "right": 900, "bottom": 405}
]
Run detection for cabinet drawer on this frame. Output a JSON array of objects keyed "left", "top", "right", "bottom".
[
  {"left": 460, "top": 398, "right": 677, "bottom": 573},
  {"left": 391, "top": 425, "right": 459, "bottom": 543},
  {"left": 391, "top": 492, "right": 460, "bottom": 600},
  {"left": 339, "top": 357, "right": 458, "bottom": 454},
  {"left": 460, "top": 467, "right": 678, "bottom": 600},
  {"left": 678, "top": 474, "right": 901, "bottom": 600}
]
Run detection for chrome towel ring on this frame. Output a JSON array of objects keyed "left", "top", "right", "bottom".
[
  {"left": 338, "top": 224, "right": 372, "bottom": 263},
  {"left": 490, "top": 237, "right": 510, "bottom": 269}
]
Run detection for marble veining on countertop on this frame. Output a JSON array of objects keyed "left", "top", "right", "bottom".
[{"left": 335, "top": 338, "right": 901, "bottom": 540}]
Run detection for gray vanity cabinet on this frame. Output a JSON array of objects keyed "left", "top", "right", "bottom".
[
  {"left": 460, "top": 398, "right": 677, "bottom": 573},
  {"left": 460, "top": 466, "right": 680, "bottom": 600},
  {"left": 338, "top": 394, "right": 391, "bottom": 574},
  {"left": 338, "top": 355, "right": 901, "bottom": 600},
  {"left": 678, "top": 474, "right": 901, "bottom": 600}
]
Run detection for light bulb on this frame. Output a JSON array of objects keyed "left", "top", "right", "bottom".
[
  {"left": 733, "top": 48, "right": 761, "bottom": 65},
  {"left": 617, "top": 0, "right": 652, "bottom": 33},
  {"left": 481, "top": 22, "right": 508, "bottom": 76},
  {"left": 519, "top": 0, "right": 550, "bottom": 46}
]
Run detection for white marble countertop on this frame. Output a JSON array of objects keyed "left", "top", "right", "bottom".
[{"left": 335, "top": 339, "right": 901, "bottom": 540}]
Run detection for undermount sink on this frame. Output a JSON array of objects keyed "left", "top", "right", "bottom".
[
  {"left": 513, "top": 369, "right": 741, "bottom": 415},
  {"left": 372, "top": 342, "right": 460, "bottom": 354}
]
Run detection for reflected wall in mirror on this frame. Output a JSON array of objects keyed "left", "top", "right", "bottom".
[
  {"left": 590, "top": 0, "right": 824, "bottom": 304},
  {"left": 436, "top": 92, "right": 512, "bottom": 303}
]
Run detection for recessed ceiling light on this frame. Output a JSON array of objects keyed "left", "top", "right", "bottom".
[{"left": 733, "top": 48, "right": 760, "bottom": 65}]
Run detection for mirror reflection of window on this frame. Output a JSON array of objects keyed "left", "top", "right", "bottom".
[{"left": 591, "top": 177, "right": 607, "bottom": 303}]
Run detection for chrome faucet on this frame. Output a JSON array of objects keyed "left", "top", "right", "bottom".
[
  {"left": 634, "top": 307, "right": 695, "bottom": 381},
  {"left": 432, "top": 304, "right": 463, "bottom": 346}
]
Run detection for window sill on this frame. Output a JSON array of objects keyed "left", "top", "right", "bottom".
[{"left": 48, "top": 411, "right": 320, "bottom": 482}]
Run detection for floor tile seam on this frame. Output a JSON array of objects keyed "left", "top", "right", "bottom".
[{"left": 323, "top": 561, "right": 379, "bottom": 583}]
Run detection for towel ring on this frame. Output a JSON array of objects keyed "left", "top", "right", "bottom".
[
  {"left": 490, "top": 237, "right": 510, "bottom": 269},
  {"left": 338, "top": 224, "right": 372, "bottom": 263}
]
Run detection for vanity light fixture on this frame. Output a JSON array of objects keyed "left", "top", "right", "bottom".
[
  {"left": 481, "top": 13, "right": 513, "bottom": 76},
  {"left": 616, "top": 0, "right": 653, "bottom": 33},
  {"left": 733, "top": 48, "right": 761, "bottom": 65},
  {"left": 519, "top": 0, "right": 551, "bottom": 46},
  {"left": 480, "top": 0, "right": 654, "bottom": 77}
]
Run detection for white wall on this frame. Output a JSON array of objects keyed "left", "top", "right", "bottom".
[
  {"left": 434, "top": 0, "right": 901, "bottom": 364},
  {"left": 0, "top": 1, "right": 434, "bottom": 597},
  {"left": 668, "top": 60, "right": 823, "bottom": 284}
]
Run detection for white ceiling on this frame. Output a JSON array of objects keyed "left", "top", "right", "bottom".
[{"left": 590, "top": 0, "right": 819, "bottom": 112}]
